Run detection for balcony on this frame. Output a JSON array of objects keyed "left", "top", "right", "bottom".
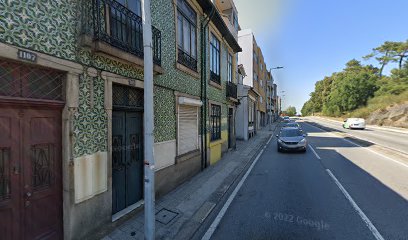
[
  {"left": 210, "top": 71, "right": 221, "bottom": 85},
  {"left": 226, "top": 81, "right": 238, "bottom": 100},
  {"left": 80, "top": 0, "right": 162, "bottom": 67},
  {"left": 178, "top": 48, "right": 198, "bottom": 72}
]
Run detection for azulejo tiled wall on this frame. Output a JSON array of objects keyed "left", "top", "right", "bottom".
[
  {"left": 0, "top": 0, "right": 174, "bottom": 154},
  {"left": 154, "top": 86, "right": 176, "bottom": 142},
  {"left": 0, "top": 0, "right": 78, "bottom": 60},
  {"left": 152, "top": 0, "right": 233, "bottom": 135},
  {"left": 73, "top": 74, "right": 108, "bottom": 158},
  {"left": 151, "top": 0, "right": 201, "bottom": 142},
  {"left": 151, "top": 0, "right": 202, "bottom": 97},
  {"left": 78, "top": 50, "right": 145, "bottom": 80},
  {"left": 0, "top": 0, "right": 232, "bottom": 156}
]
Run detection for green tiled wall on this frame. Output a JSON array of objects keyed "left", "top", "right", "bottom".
[{"left": 0, "top": 0, "right": 232, "bottom": 155}]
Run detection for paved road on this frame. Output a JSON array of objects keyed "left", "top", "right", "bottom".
[
  {"left": 205, "top": 121, "right": 408, "bottom": 240},
  {"left": 305, "top": 116, "right": 408, "bottom": 155}
]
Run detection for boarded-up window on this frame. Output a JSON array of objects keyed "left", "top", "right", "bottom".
[{"left": 178, "top": 105, "right": 199, "bottom": 155}]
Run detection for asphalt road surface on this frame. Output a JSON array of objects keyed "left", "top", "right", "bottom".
[
  {"left": 305, "top": 116, "right": 408, "bottom": 155},
  {"left": 204, "top": 120, "right": 408, "bottom": 240}
]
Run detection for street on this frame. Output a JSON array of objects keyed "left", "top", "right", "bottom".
[
  {"left": 306, "top": 117, "right": 408, "bottom": 155},
  {"left": 203, "top": 119, "right": 408, "bottom": 240}
]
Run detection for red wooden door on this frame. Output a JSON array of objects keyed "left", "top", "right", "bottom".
[
  {"left": 23, "top": 108, "right": 62, "bottom": 240},
  {"left": 0, "top": 106, "right": 62, "bottom": 240},
  {"left": 0, "top": 107, "right": 21, "bottom": 240}
]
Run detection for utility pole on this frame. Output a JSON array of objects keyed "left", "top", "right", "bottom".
[{"left": 142, "top": 0, "right": 155, "bottom": 239}]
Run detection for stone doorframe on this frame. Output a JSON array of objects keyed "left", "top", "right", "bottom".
[
  {"left": 0, "top": 42, "right": 83, "bottom": 240},
  {"left": 101, "top": 71, "right": 145, "bottom": 220}
]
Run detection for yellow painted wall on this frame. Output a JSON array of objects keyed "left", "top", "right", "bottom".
[{"left": 208, "top": 130, "right": 228, "bottom": 165}]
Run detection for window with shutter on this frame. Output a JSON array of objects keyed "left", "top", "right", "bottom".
[{"left": 178, "top": 105, "right": 199, "bottom": 155}]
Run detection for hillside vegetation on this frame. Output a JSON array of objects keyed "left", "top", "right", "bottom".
[{"left": 301, "top": 40, "right": 408, "bottom": 126}]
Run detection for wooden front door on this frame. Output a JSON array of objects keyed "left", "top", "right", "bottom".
[
  {"left": 112, "top": 111, "right": 144, "bottom": 214},
  {"left": 0, "top": 106, "right": 62, "bottom": 240}
]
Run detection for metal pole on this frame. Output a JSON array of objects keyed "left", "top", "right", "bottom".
[{"left": 142, "top": 0, "right": 155, "bottom": 239}]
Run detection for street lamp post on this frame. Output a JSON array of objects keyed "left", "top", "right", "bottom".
[{"left": 269, "top": 67, "right": 283, "bottom": 130}]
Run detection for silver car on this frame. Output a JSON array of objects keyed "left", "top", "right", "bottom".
[
  {"left": 277, "top": 127, "right": 307, "bottom": 152},
  {"left": 282, "top": 122, "right": 301, "bottom": 130}
]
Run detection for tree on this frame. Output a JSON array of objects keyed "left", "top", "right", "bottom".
[
  {"left": 364, "top": 40, "right": 408, "bottom": 75},
  {"left": 285, "top": 106, "right": 297, "bottom": 116},
  {"left": 394, "top": 40, "right": 408, "bottom": 69},
  {"left": 303, "top": 39, "right": 407, "bottom": 118}
]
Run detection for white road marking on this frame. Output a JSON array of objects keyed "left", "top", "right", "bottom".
[
  {"left": 308, "top": 144, "right": 321, "bottom": 159},
  {"left": 326, "top": 169, "right": 384, "bottom": 240},
  {"left": 309, "top": 118, "right": 408, "bottom": 155},
  {"left": 303, "top": 122, "right": 408, "bottom": 169},
  {"left": 201, "top": 135, "right": 273, "bottom": 240},
  {"left": 311, "top": 116, "right": 408, "bottom": 135}
]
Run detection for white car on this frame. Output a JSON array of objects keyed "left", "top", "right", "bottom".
[{"left": 343, "top": 118, "right": 366, "bottom": 130}]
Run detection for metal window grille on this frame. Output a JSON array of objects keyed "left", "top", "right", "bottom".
[
  {"left": 210, "top": 104, "right": 221, "bottom": 141},
  {"left": 112, "top": 84, "right": 144, "bottom": 109},
  {"left": 90, "top": 0, "right": 162, "bottom": 65},
  {"left": 176, "top": 0, "right": 197, "bottom": 71},
  {"left": 0, "top": 60, "right": 64, "bottom": 101}
]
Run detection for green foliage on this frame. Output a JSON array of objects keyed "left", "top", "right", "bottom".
[
  {"left": 302, "top": 40, "right": 408, "bottom": 118},
  {"left": 347, "top": 91, "right": 408, "bottom": 119},
  {"left": 285, "top": 106, "right": 297, "bottom": 116}
]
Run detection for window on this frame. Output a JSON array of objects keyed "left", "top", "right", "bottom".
[
  {"left": 110, "top": 0, "right": 142, "bottom": 51},
  {"left": 233, "top": 12, "right": 239, "bottom": 32},
  {"left": 227, "top": 53, "right": 233, "bottom": 82},
  {"left": 248, "top": 100, "right": 254, "bottom": 125},
  {"left": 178, "top": 104, "right": 199, "bottom": 155},
  {"left": 260, "top": 96, "right": 263, "bottom": 103},
  {"left": 115, "top": 0, "right": 141, "bottom": 16},
  {"left": 253, "top": 51, "right": 258, "bottom": 65},
  {"left": 254, "top": 72, "right": 258, "bottom": 81},
  {"left": 260, "top": 79, "right": 263, "bottom": 87},
  {"left": 210, "top": 104, "right": 221, "bottom": 141},
  {"left": 210, "top": 34, "right": 221, "bottom": 84},
  {"left": 177, "top": 0, "right": 197, "bottom": 71}
]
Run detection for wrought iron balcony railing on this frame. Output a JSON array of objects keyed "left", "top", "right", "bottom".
[
  {"left": 84, "top": 0, "right": 161, "bottom": 65},
  {"left": 177, "top": 48, "right": 198, "bottom": 72},
  {"left": 210, "top": 71, "right": 221, "bottom": 85},
  {"left": 226, "top": 81, "right": 238, "bottom": 99}
]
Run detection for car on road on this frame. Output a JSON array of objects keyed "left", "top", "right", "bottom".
[
  {"left": 343, "top": 118, "right": 366, "bottom": 130},
  {"left": 277, "top": 127, "right": 307, "bottom": 152},
  {"left": 282, "top": 116, "right": 292, "bottom": 123},
  {"left": 282, "top": 122, "right": 301, "bottom": 129}
]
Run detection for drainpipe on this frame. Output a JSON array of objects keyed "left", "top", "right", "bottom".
[{"left": 200, "top": 7, "right": 215, "bottom": 170}]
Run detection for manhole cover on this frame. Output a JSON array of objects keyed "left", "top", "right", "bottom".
[{"left": 156, "top": 208, "right": 178, "bottom": 225}]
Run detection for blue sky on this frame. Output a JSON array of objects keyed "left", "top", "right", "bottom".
[{"left": 235, "top": 0, "right": 408, "bottom": 113}]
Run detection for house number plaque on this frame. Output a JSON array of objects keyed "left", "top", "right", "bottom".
[{"left": 18, "top": 50, "right": 37, "bottom": 62}]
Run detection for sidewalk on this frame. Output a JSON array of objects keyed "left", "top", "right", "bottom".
[{"left": 102, "top": 124, "right": 278, "bottom": 240}]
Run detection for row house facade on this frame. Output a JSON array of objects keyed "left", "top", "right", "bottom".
[
  {"left": 236, "top": 29, "right": 281, "bottom": 140},
  {"left": 0, "top": 0, "right": 240, "bottom": 239},
  {"left": 237, "top": 29, "right": 271, "bottom": 140},
  {"left": 253, "top": 42, "right": 267, "bottom": 129}
]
